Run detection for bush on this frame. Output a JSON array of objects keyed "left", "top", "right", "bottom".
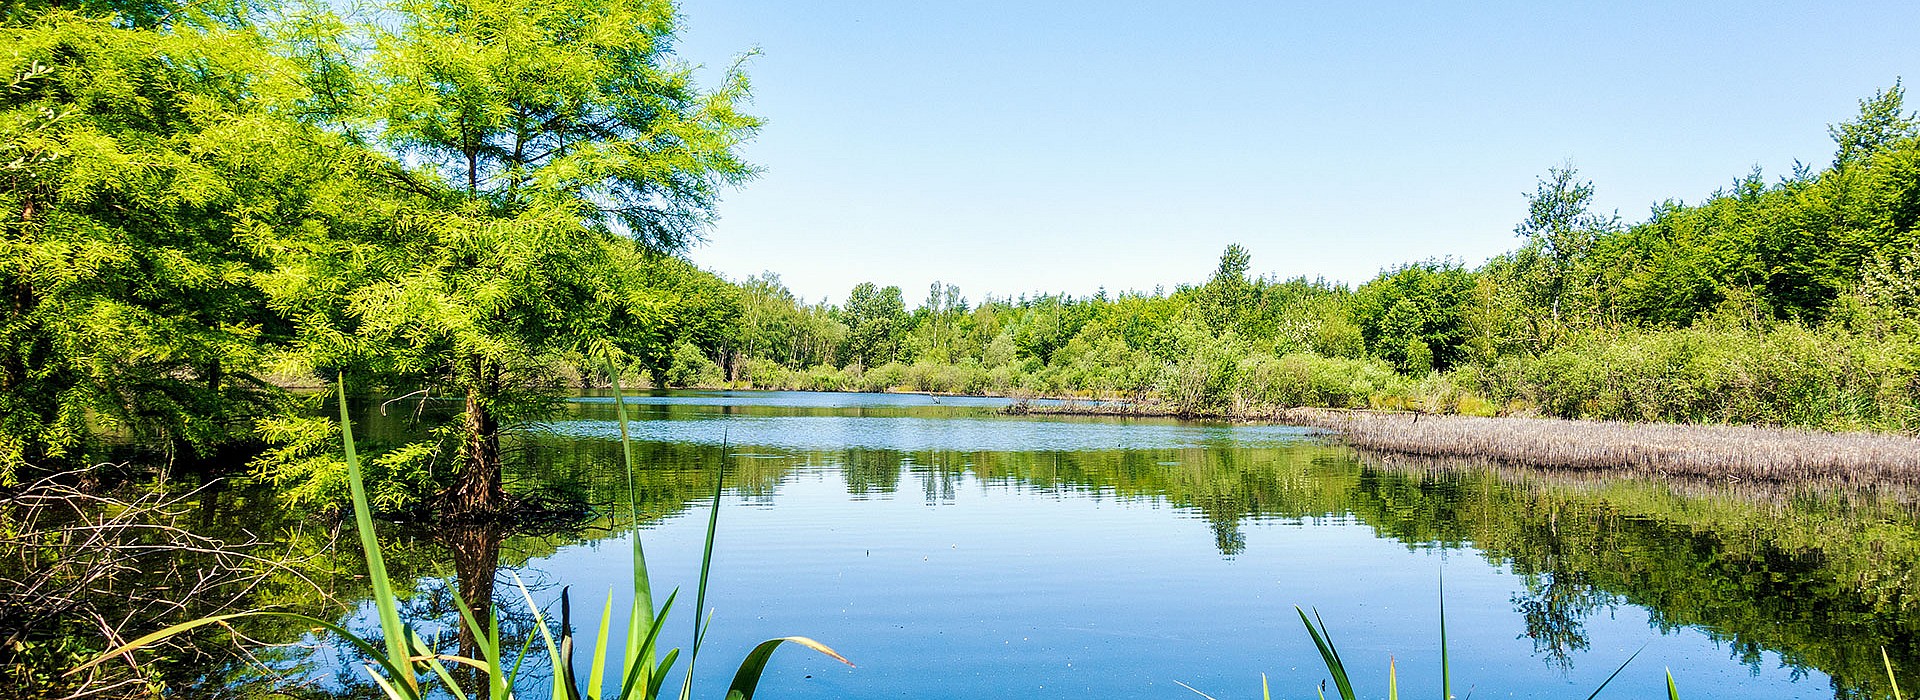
[
  {"left": 1465, "top": 326, "right": 1920, "bottom": 431},
  {"left": 739, "top": 356, "right": 793, "bottom": 388},
  {"left": 665, "top": 341, "right": 724, "bottom": 387},
  {"left": 1234, "top": 352, "right": 1406, "bottom": 410}
]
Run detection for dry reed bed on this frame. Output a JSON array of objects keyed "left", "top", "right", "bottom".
[{"left": 1281, "top": 408, "right": 1920, "bottom": 485}]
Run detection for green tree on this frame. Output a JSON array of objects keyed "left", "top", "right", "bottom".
[
  {"left": 1514, "top": 164, "right": 1618, "bottom": 331},
  {"left": 1194, "top": 243, "right": 1253, "bottom": 333},
  {"left": 1830, "top": 80, "right": 1917, "bottom": 168},
  {"left": 840, "top": 282, "right": 907, "bottom": 367},
  {"left": 0, "top": 4, "right": 368, "bottom": 478},
  {"left": 272, "top": 0, "right": 760, "bottom": 514},
  {"left": 1350, "top": 260, "right": 1475, "bottom": 371}
]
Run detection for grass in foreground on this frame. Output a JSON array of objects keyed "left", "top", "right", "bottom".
[
  {"left": 1185, "top": 577, "right": 1911, "bottom": 700},
  {"left": 71, "top": 360, "right": 848, "bottom": 699}
]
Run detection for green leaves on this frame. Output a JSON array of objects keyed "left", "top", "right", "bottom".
[{"left": 1296, "top": 606, "right": 1356, "bottom": 700}]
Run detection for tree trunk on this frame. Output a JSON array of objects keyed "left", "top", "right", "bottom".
[
  {"left": 447, "top": 521, "right": 502, "bottom": 692},
  {"left": 448, "top": 358, "right": 503, "bottom": 517}
]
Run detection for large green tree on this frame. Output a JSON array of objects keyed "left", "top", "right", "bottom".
[
  {"left": 1513, "top": 164, "right": 1618, "bottom": 332},
  {"left": 0, "top": 3, "right": 376, "bottom": 479},
  {"left": 261, "top": 0, "right": 759, "bottom": 515},
  {"left": 839, "top": 282, "right": 907, "bottom": 367}
]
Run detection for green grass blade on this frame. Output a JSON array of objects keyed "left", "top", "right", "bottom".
[
  {"left": 607, "top": 355, "right": 658, "bottom": 689},
  {"left": 617, "top": 589, "right": 679, "bottom": 700},
  {"left": 1885, "top": 647, "right": 1904, "bottom": 700},
  {"left": 1666, "top": 669, "right": 1679, "bottom": 700},
  {"left": 71, "top": 610, "right": 422, "bottom": 696},
  {"left": 588, "top": 590, "right": 613, "bottom": 700},
  {"left": 1581, "top": 644, "right": 1645, "bottom": 700},
  {"left": 415, "top": 631, "right": 470, "bottom": 700},
  {"left": 510, "top": 572, "right": 570, "bottom": 700},
  {"left": 339, "top": 381, "right": 416, "bottom": 692},
  {"left": 649, "top": 648, "right": 682, "bottom": 700},
  {"left": 1389, "top": 657, "right": 1398, "bottom": 700},
  {"left": 506, "top": 616, "right": 538, "bottom": 691},
  {"left": 446, "top": 580, "right": 508, "bottom": 698},
  {"left": 367, "top": 667, "right": 413, "bottom": 700},
  {"left": 680, "top": 444, "right": 728, "bottom": 700},
  {"left": 724, "top": 636, "right": 852, "bottom": 700},
  {"left": 1295, "top": 606, "right": 1356, "bottom": 700},
  {"left": 1438, "top": 575, "right": 1450, "bottom": 700},
  {"left": 1261, "top": 673, "right": 1271, "bottom": 700}
]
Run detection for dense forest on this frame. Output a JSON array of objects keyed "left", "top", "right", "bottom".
[{"left": 5, "top": 0, "right": 1920, "bottom": 514}]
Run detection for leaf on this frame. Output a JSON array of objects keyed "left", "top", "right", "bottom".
[
  {"left": 1296, "top": 606, "right": 1356, "bottom": 700},
  {"left": 725, "top": 637, "right": 853, "bottom": 700}
]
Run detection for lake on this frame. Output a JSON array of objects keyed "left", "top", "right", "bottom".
[{"left": 179, "top": 390, "right": 1920, "bottom": 699}]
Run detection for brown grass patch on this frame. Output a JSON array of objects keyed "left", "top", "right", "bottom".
[{"left": 1281, "top": 408, "right": 1920, "bottom": 485}]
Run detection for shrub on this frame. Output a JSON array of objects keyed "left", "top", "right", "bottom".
[{"left": 665, "top": 341, "right": 724, "bottom": 388}]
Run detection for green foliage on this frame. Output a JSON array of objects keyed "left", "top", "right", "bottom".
[
  {"left": 704, "top": 84, "right": 1920, "bottom": 434},
  {"left": 1831, "top": 81, "right": 1918, "bottom": 169},
  {"left": 665, "top": 340, "right": 723, "bottom": 388},
  {"left": 1350, "top": 261, "right": 1475, "bottom": 372},
  {"left": 839, "top": 282, "right": 908, "bottom": 367},
  {"left": 1513, "top": 165, "right": 1619, "bottom": 329},
  {"left": 1466, "top": 324, "right": 1920, "bottom": 431},
  {"left": 0, "top": 7, "right": 357, "bottom": 478}
]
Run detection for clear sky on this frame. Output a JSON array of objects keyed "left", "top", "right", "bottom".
[{"left": 669, "top": 0, "right": 1920, "bottom": 306}]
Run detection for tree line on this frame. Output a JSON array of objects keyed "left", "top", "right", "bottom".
[{"left": 682, "top": 85, "right": 1920, "bottom": 433}]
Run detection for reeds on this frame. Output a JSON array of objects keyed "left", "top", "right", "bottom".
[
  {"left": 70, "top": 367, "right": 848, "bottom": 698},
  {"left": 1284, "top": 408, "right": 1920, "bottom": 485},
  {"left": 1277, "top": 584, "right": 1910, "bottom": 700}
]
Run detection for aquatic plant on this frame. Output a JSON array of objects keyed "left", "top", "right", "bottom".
[
  {"left": 69, "top": 376, "right": 847, "bottom": 698},
  {"left": 1272, "top": 582, "right": 1913, "bottom": 700},
  {"left": 1248, "top": 579, "right": 1639, "bottom": 700}
]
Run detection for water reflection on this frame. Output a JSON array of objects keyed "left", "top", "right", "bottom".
[{"left": 125, "top": 392, "right": 1920, "bottom": 698}]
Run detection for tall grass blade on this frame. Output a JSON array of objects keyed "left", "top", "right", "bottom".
[
  {"left": 1295, "top": 606, "right": 1357, "bottom": 700},
  {"left": 1885, "top": 647, "right": 1905, "bottom": 700},
  {"left": 1580, "top": 645, "right": 1644, "bottom": 700},
  {"left": 414, "top": 630, "right": 470, "bottom": 700},
  {"left": 339, "top": 381, "right": 417, "bottom": 693},
  {"left": 589, "top": 590, "right": 613, "bottom": 700},
  {"left": 366, "top": 668, "right": 412, "bottom": 700},
  {"left": 1665, "top": 669, "right": 1679, "bottom": 700},
  {"left": 615, "top": 589, "right": 679, "bottom": 700},
  {"left": 1438, "top": 575, "right": 1450, "bottom": 700},
  {"left": 679, "top": 438, "right": 728, "bottom": 700},
  {"left": 607, "top": 356, "right": 657, "bottom": 693},
  {"left": 69, "top": 611, "right": 410, "bottom": 682},
  {"left": 724, "top": 636, "right": 852, "bottom": 700},
  {"left": 511, "top": 572, "right": 570, "bottom": 700},
  {"left": 1389, "top": 657, "right": 1398, "bottom": 700},
  {"left": 649, "top": 648, "right": 681, "bottom": 699},
  {"left": 1261, "top": 673, "right": 1271, "bottom": 700},
  {"left": 448, "top": 580, "right": 508, "bottom": 699}
]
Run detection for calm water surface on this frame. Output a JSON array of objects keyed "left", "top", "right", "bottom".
[{"left": 260, "top": 391, "right": 1920, "bottom": 699}]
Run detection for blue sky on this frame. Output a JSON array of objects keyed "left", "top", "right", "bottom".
[{"left": 670, "top": 0, "right": 1920, "bottom": 306}]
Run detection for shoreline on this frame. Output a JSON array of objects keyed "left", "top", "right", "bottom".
[{"left": 1007, "top": 401, "right": 1920, "bottom": 485}]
